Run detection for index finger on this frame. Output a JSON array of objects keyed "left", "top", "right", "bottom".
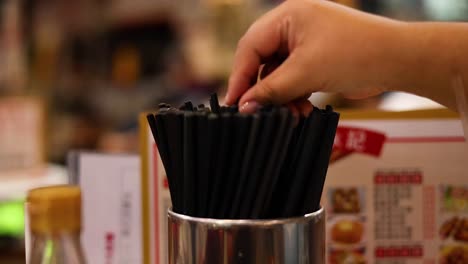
[{"left": 225, "top": 12, "right": 284, "bottom": 105}]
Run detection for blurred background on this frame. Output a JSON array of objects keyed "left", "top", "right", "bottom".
[{"left": 0, "top": 0, "right": 467, "bottom": 262}]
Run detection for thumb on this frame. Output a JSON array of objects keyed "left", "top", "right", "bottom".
[{"left": 238, "top": 54, "right": 307, "bottom": 111}]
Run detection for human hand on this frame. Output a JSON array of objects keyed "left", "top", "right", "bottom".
[{"left": 225, "top": 0, "right": 407, "bottom": 113}]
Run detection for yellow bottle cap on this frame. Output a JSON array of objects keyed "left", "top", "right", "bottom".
[{"left": 27, "top": 185, "right": 81, "bottom": 234}]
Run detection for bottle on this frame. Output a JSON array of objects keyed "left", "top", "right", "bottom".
[{"left": 27, "top": 185, "right": 86, "bottom": 264}]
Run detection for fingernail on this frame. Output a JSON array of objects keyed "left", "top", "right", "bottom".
[
  {"left": 223, "top": 92, "right": 231, "bottom": 105},
  {"left": 240, "top": 101, "right": 260, "bottom": 113}
]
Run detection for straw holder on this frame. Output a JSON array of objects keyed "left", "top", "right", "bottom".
[{"left": 168, "top": 207, "right": 325, "bottom": 264}]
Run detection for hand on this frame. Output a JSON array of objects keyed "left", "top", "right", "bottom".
[{"left": 225, "top": 0, "right": 406, "bottom": 113}]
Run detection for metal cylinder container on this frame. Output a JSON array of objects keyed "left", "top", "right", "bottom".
[{"left": 168, "top": 207, "right": 325, "bottom": 264}]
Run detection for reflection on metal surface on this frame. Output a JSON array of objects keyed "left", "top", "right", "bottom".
[{"left": 168, "top": 208, "right": 325, "bottom": 264}]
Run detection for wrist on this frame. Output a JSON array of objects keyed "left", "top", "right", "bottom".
[
  {"left": 395, "top": 22, "right": 468, "bottom": 109},
  {"left": 362, "top": 21, "right": 413, "bottom": 95},
  {"left": 378, "top": 22, "right": 423, "bottom": 95}
]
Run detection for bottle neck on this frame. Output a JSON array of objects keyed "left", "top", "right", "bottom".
[{"left": 29, "top": 231, "right": 85, "bottom": 264}]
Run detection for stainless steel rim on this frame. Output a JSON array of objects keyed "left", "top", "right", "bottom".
[{"left": 168, "top": 207, "right": 324, "bottom": 227}]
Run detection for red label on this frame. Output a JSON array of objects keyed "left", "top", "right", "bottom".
[
  {"left": 334, "top": 127, "right": 386, "bottom": 157},
  {"left": 105, "top": 232, "right": 114, "bottom": 264}
]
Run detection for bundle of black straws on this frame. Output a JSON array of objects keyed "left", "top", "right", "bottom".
[{"left": 147, "top": 94, "right": 339, "bottom": 219}]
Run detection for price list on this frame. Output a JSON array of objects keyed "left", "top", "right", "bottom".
[{"left": 374, "top": 171, "right": 423, "bottom": 240}]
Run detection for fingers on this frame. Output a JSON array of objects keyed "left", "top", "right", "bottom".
[
  {"left": 238, "top": 52, "right": 307, "bottom": 108},
  {"left": 286, "top": 102, "right": 300, "bottom": 117},
  {"left": 295, "top": 99, "right": 314, "bottom": 116},
  {"left": 288, "top": 99, "right": 313, "bottom": 126},
  {"left": 260, "top": 54, "right": 287, "bottom": 80},
  {"left": 225, "top": 11, "right": 284, "bottom": 105},
  {"left": 286, "top": 102, "right": 301, "bottom": 126},
  {"left": 240, "top": 98, "right": 313, "bottom": 116}
]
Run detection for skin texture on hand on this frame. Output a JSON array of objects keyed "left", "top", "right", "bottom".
[{"left": 226, "top": 0, "right": 468, "bottom": 113}]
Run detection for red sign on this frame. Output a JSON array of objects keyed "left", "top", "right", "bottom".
[{"left": 333, "top": 127, "right": 386, "bottom": 157}]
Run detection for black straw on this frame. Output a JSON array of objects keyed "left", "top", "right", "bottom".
[{"left": 147, "top": 94, "right": 339, "bottom": 219}]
